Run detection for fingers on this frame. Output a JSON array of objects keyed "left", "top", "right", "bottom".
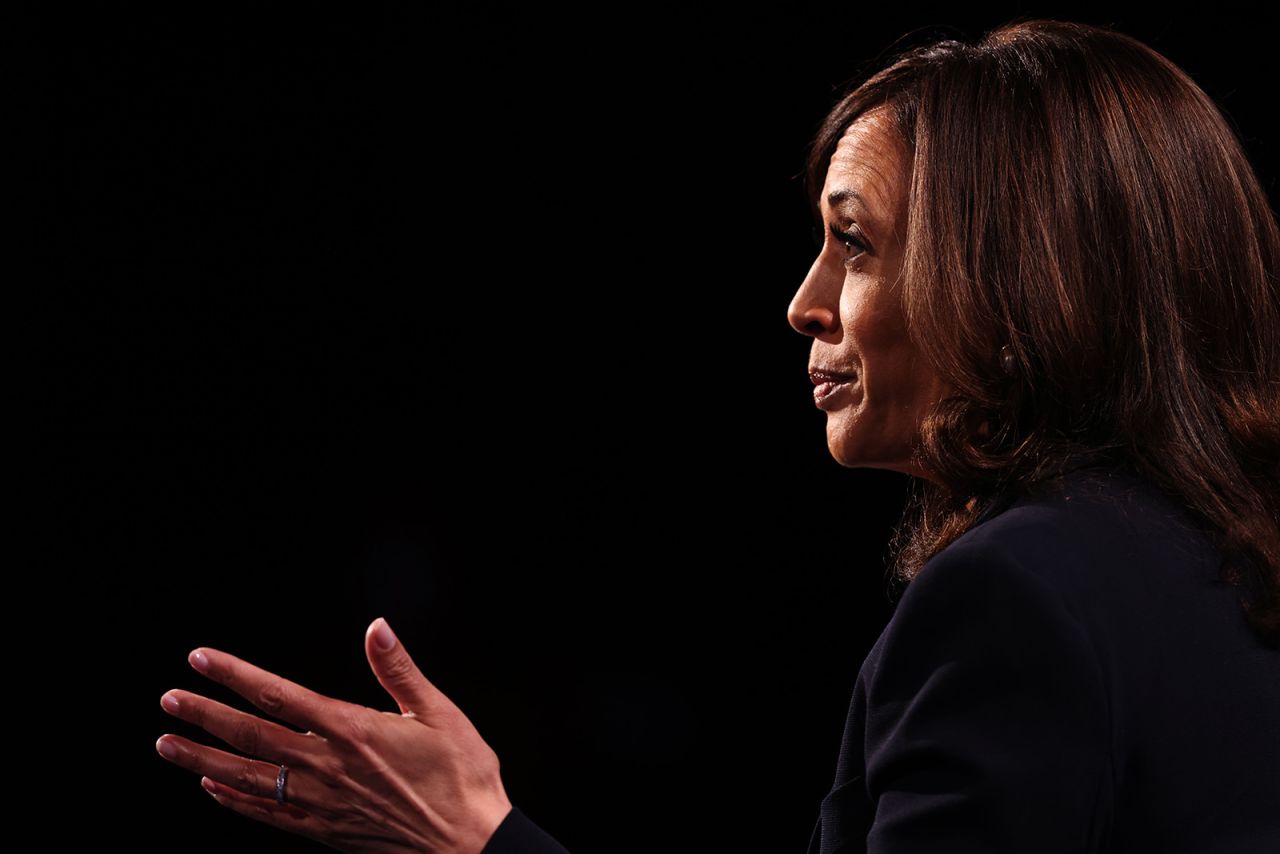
[
  {"left": 160, "top": 689, "right": 320, "bottom": 766},
  {"left": 200, "top": 775, "right": 328, "bottom": 839},
  {"left": 364, "top": 617, "right": 448, "bottom": 718},
  {"left": 155, "top": 733, "right": 331, "bottom": 817},
  {"left": 187, "top": 647, "right": 349, "bottom": 739}
]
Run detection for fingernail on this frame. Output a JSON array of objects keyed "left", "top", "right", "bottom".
[
  {"left": 201, "top": 777, "right": 218, "bottom": 795},
  {"left": 189, "top": 650, "right": 209, "bottom": 673},
  {"left": 374, "top": 618, "right": 396, "bottom": 651},
  {"left": 156, "top": 737, "right": 178, "bottom": 760},
  {"left": 161, "top": 692, "right": 180, "bottom": 714}
]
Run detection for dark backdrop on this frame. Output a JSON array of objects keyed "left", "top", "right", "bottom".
[{"left": 49, "top": 5, "right": 1275, "bottom": 851}]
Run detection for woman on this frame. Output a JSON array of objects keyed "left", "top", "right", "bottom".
[
  {"left": 155, "top": 18, "right": 1280, "bottom": 853},
  {"left": 791, "top": 17, "right": 1280, "bottom": 854}
]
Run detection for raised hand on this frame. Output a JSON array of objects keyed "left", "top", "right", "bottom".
[{"left": 156, "top": 618, "right": 513, "bottom": 853}]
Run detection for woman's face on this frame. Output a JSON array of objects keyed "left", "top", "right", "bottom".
[{"left": 787, "top": 109, "right": 952, "bottom": 483}]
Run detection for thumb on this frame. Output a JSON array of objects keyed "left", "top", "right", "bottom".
[{"left": 365, "top": 617, "right": 443, "bottom": 717}]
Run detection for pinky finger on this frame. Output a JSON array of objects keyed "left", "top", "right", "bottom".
[{"left": 201, "top": 776, "right": 326, "bottom": 837}]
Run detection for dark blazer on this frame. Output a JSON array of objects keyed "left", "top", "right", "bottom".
[
  {"left": 805, "top": 455, "right": 1280, "bottom": 853},
  {"left": 481, "top": 806, "right": 571, "bottom": 854}
]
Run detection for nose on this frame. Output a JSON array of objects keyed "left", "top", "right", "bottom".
[{"left": 787, "top": 252, "right": 840, "bottom": 338}]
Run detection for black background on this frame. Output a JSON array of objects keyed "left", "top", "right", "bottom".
[{"left": 49, "top": 5, "right": 1275, "bottom": 851}]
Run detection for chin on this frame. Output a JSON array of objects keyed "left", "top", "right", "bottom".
[
  {"left": 827, "top": 435, "right": 910, "bottom": 476},
  {"left": 827, "top": 444, "right": 856, "bottom": 468},
  {"left": 826, "top": 423, "right": 868, "bottom": 468},
  {"left": 827, "top": 439, "right": 871, "bottom": 470}
]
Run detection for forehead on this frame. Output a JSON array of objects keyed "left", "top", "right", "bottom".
[{"left": 821, "top": 110, "right": 909, "bottom": 223}]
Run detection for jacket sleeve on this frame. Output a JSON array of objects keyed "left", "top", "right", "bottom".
[
  {"left": 861, "top": 539, "right": 1114, "bottom": 853},
  {"left": 480, "top": 805, "right": 572, "bottom": 854}
]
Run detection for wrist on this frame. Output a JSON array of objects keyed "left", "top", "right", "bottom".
[{"left": 462, "top": 789, "right": 513, "bottom": 854}]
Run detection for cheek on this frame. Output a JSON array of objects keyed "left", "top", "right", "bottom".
[{"left": 841, "top": 281, "right": 909, "bottom": 351}]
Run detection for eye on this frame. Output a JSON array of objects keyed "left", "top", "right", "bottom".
[{"left": 828, "top": 223, "right": 869, "bottom": 265}]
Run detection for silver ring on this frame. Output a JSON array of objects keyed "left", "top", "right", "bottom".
[{"left": 275, "top": 764, "right": 289, "bottom": 805}]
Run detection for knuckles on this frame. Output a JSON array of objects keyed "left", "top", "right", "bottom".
[
  {"left": 231, "top": 716, "right": 263, "bottom": 758},
  {"left": 233, "top": 757, "right": 260, "bottom": 795},
  {"left": 380, "top": 652, "right": 417, "bottom": 684},
  {"left": 254, "top": 681, "right": 292, "bottom": 717},
  {"left": 306, "top": 750, "right": 343, "bottom": 784},
  {"left": 332, "top": 705, "right": 375, "bottom": 746}
]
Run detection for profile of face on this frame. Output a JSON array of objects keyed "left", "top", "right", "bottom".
[{"left": 787, "top": 107, "right": 952, "bottom": 484}]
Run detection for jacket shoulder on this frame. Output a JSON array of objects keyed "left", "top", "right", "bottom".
[
  {"left": 938, "top": 466, "right": 1223, "bottom": 613},
  {"left": 858, "top": 492, "right": 1116, "bottom": 851}
]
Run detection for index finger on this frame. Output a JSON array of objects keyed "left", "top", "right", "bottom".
[{"left": 188, "top": 648, "right": 345, "bottom": 739}]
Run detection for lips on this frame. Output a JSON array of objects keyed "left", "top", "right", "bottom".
[
  {"left": 809, "top": 368, "right": 856, "bottom": 385},
  {"left": 809, "top": 367, "right": 858, "bottom": 410}
]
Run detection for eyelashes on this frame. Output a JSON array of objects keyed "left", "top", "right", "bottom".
[
  {"left": 829, "top": 223, "right": 868, "bottom": 255},
  {"left": 810, "top": 223, "right": 871, "bottom": 266}
]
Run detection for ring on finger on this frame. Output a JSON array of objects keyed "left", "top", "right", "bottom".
[{"left": 276, "top": 764, "right": 289, "bottom": 805}]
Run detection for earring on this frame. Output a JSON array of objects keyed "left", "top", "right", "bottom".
[{"left": 1000, "top": 345, "right": 1016, "bottom": 376}]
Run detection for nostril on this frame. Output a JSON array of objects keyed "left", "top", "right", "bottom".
[{"left": 789, "top": 301, "right": 836, "bottom": 337}]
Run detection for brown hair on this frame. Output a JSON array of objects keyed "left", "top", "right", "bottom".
[{"left": 804, "top": 18, "right": 1280, "bottom": 647}]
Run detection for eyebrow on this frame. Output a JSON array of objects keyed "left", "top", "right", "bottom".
[
  {"left": 823, "top": 186, "right": 885, "bottom": 241},
  {"left": 826, "top": 188, "right": 868, "bottom": 211}
]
